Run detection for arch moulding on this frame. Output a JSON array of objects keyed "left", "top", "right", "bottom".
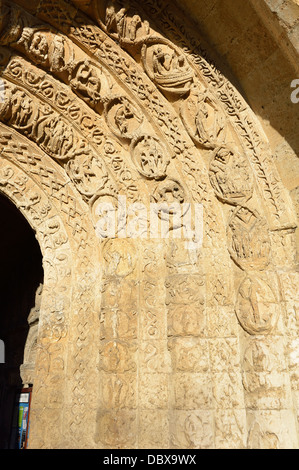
[{"left": 0, "top": 0, "right": 298, "bottom": 449}]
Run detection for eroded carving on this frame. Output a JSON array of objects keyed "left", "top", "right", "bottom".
[
  {"left": 66, "top": 149, "right": 109, "bottom": 197},
  {"left": 227, "top": 207, "right": 271, "bottom": 271},
  {"left": 95, "top": 0, "right": 151, "bottom": 46},
  {"left": 236, "top": 274, "right": 280, "bottom": 335},
  {"left": 130, "top": 134, "right": 169, "bottom": 179},
  {"left": 142, "top": 38, "right": 194, "bottom": 97},
  {"left": 209, "top": 145, "right": 254, "bottom": 206},
  {"left": 180, "top": 87, "right": 227, "bottom": 149},
  {"left": 105, "top": 95, "right": 143, "bottom": 139}
]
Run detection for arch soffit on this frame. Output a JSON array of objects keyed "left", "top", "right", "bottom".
[{"left": 0, "top": 0, "right": 296, "bottom": 261}]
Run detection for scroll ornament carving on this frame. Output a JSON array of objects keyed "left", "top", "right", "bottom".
[
  {"left": 0, "top": 1, "right": 114, "bottom": 108},
  {"left": 0, "top": 1, "right": 288, "bottom": 331}
]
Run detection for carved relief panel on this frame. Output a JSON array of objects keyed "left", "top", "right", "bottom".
[{"left": 0, "top": 0, "right": 297, "bottom": 450}]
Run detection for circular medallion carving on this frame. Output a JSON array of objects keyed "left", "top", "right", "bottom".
[
  {"left": 66, "top": 150, "right": 109, "bottom": 197},
  {"left": 130, "top": 134, "right": 169, "bottom": 180},
  {"left": 209, "top": 145, "right": 253, "bottom": 206},
  {"left": 141, "top": 37, "right": 194, "bottom": 97},
  {"left": 104, "top": 95, "right": 143, "bottom": 139}
]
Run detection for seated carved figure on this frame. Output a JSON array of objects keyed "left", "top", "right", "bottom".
[{"left": 70, "top": 60, "right": 101, "bottom": 103}]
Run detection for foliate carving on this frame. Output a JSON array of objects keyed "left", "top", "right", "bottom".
[
  {"left": 209, "top": 145, "right": 254, "bottom": 206},
  {"left": 180, "top": 87, "right": 227, "bottom": 149},
  {"left": 227, "top": 207, "right": 271, "bottom": 271},
  {"left": 0, "top": 0, "right": 296, "bottom": 450},
  {"left": 165, "top": 274, "right": 205, "bottom": 306},
  {"left": 105, "top": 95, "right": 143, "bottom": 139},
  {"left": 142, "top": 38, "right": 194, "bottom": 97},
  {"left": 130, "top": 134, "right": 169, "bottom": 180},
  {"left": 236, "top": 274, "right": 280, "bottom": 335}
]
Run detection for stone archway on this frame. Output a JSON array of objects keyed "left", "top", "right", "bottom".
[
  {"left": 0, "top": 149, "right": 100, "bottom": 448},
  {"left": 0, "top": 191, "right": 43, "bottom": 448},
  {"left": 0, "top": 0, "right": 297, "bottom": 449}
]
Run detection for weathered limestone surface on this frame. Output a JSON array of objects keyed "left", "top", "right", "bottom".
[{"left": 0, "top": 0, "right": 298, "bottom": 449}]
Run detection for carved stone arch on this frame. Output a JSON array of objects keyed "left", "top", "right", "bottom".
[
  {"left": 0, "top": 154, "right": 73, "bottom": 446},
  {"left": 0, "top": 0, "right": 297, "bottom": 450},
  {"left": 0, "top": 127, "right": 101, "bottom": 448}
]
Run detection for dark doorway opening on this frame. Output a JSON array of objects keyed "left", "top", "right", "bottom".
[{"left": 0, "top": 193, "right": 43, "bottom": 449}]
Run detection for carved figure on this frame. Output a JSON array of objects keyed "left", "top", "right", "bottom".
[
  {"left": 180, "top": 87, "right": 227, "bottom": 149},
  {"left": 69, "top": 60, "right": 101, "bottom": 104},
  {"left": 105, "top": 96, "right": 143, "bottom": 139},
  {"left": 130, "top": 135, "right": 169, "bottom": 180},
  {"left": 142, "top": 40, "right": 194, "bottom": 96},
  {"left": 236, "top": 275, "right": 280, "bottom": 335},
  {"left": 28, "top": 31, "right": 49, "bottom": 64},
  {"left": 39, "top": 116, "right": 74, "bottom": 158},
  {"left": 50, "top": 34, "right": 66, "bottom": 71},
  {"left": 227, "top": 207, "right": 271, "bottom": 271},
  {"left": 97, "top": 0, "right": 150, "bottom": 44},
  {"left": 11, "top": 89, "right": 33, "bottom": 127},
  {"left": 209, "top": 145, "right": 253, "bottom": 205},
  {"left": 66, "top": 151, "right": 109, "bottom": 197}
]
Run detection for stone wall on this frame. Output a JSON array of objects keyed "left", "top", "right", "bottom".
[{"left": 0, "top": 0, "right": 298, "bottom": 449}]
